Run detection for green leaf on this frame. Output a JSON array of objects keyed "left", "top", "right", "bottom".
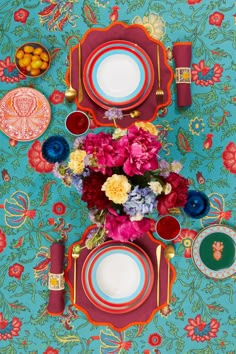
[
  {"left": 192, "top": 300, "right": 201, "bottom": 312},
  {"left": 0, "top": 344, "right": 17, "bottom": 354},
  {"left": 12, "top": 26, "right": 24, "bottom": 37},
  {"left": 6, "top": 281, "right": 18, "bottom": 293}
]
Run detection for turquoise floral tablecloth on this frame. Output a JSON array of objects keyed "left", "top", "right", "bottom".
[{"left": 0, "top": 1, "right": 235, "bottom": 353}]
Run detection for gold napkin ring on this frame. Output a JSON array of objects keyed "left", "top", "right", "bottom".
[
  {"left": 175, "top": 67, "right": 191, "bottom": 84},
  {"left": 48, "top": 272, "right": 65, "bottom": 291}
]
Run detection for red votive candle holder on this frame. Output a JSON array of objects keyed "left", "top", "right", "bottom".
[
  {"left": 65, "top": 110, "right": 90, "bottom": 136},
  {"left": 155, "top": 215, "right": 181, "bottom": 241}
]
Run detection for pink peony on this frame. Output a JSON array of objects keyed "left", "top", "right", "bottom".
[
  {"left": 120, "top": 126, "right": 161, "bottom": 176},
  {"left": 83, "top": 132, "right": 126, "bottom": 174},
  {"left": 105, "top": 209, "right": 152, "bottom": 242}
]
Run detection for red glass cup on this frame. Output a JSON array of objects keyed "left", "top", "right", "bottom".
[
  {"left": 65, "top": 110, "right": 90, "bottom": 136},
  {"left": 155, "top": 214, "right": 181, "bottom": 241}
]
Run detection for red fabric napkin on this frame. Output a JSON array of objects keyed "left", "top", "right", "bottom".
[
  {"left": 173, "top": 42, "right": 192, "bottom": 107},
  {"left": 47, "top": 243, "right": 65, "bottom": 316}
]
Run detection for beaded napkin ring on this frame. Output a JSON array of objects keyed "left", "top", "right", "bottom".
[
  {"left": 48, "top": 272, "right": 65, "bottom": 291},
  {"left": 175, "top": 67, "right": 191, "bottom": 84}
]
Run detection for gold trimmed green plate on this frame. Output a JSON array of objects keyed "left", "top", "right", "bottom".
[{"left": 192, "top": 224, "right": 236, "bottom": 279}]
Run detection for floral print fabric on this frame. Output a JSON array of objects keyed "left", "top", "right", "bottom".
[{"left": 0, "top": 0, "right": 235, "bottom": 353}]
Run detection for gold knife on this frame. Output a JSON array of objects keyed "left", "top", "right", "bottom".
[
  {"left": 156, "top": 245, "right": 162, "bottom": 307},
  {"left": 78, "top": 41, "right": 83, "bottom": 104}
]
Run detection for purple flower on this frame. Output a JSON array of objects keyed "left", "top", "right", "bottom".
[
  {"left": 159, "top": 159, "right": 170, "bottom": 177},
  {"left": 105, "top": 108, "right": 123, "bottom": 121},
  {"left": 124, "top": 186, "right": 157, "bottom": 218}
]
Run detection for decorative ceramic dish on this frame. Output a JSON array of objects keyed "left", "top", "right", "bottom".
[
  {"left": 0, "top": 87, "right": 51, "bottom": 141},
  {"left": 192, "top": 224, "right": 236, "bottom": 279}
]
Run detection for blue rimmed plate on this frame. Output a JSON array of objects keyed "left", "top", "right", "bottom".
[
  {"left": 81, "top": 241, "right": 154, "bottom": 313},
  {"left": 83, "top": 40, "right": 154, "bottom": 110}
]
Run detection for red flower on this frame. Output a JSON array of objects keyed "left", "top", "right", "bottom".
[
  {"left": 209, "top": 12, "right": 224, "bottom": 28},
  {"left": 185, "top": 314, "right": 220, "bottom": 342},
  {"left": 222, "top": 142, "right": 236, "bottom": 174},
  {"left": 8, "top": 263, "right": 24, "bottom": 280},
  {"left": 157, "top": 173, "right": 189, "bottom": 215},
  {"left": 52, "top": 202, "right": 66, "bottom": 216},
  {"left": 0, "top": 56, "right": 25, "bottom": 83},
  {"left": 172, "top": 228, "right": 198, "bottom": 258},
  {"left": 14, "top": 8, "right": 29, "bottom": 24},
  {"left": 188, "top": 0, "right": 202, "bottom": 4},
  {"left": 28, "top": 141, "right": 54, "bottom": 173},
  {"left": 148, "top": 333, "right": 162, "bottom": 346},
  {"left": 0, "top": 229, "right": 7, "bottom": 253},
  {"left": 48, "top": 218, "right": 55, "bottom": 225},
  {"left": 43, "top": 347, "right": 59, "bottom": 354},
  {"left": 0, "top": 313, "right": 22, "bottom": 340},
  {"left": 192, "top": 60, "right": 223, "bottom": 86},
  {"left": 82, "top": 172, "right": 111, "bottom": 210},
  {"left": 49, "top": 90, "right": 65, "bottom": 105}
]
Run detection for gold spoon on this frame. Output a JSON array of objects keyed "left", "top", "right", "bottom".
[
  {"left": 65, "top": 47, "right": 77, "bottom": 103},
  {"left": 164, "top": 244, "right": 175, "bottom": 304},
  {"left": 72, "top": 245, "right": 80, "bottom": 304}
]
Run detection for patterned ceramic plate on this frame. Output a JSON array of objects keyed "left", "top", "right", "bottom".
[
  {"left": 83, "top": 40, "right": 154, "bottom": 110},
  {"left": 0, "top": 87, "right": 51, "bottom": 141},
  {"left": 81, "top": 241, "right": 154, "bottom": 313},
  {"left": 192, "top": 224, "right": 236, "bottom": 279}
]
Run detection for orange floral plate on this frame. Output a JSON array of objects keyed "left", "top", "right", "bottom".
[{"left": 0, "top": 87, "right": 51, "bottom": 141}]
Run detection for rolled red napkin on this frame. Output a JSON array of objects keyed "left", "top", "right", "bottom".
[
  {"left": 173, "top": 42, "right": 192, "bottom": 107},
  {"left": 47, "top": 243, "right": 65, "bottom": 316}
]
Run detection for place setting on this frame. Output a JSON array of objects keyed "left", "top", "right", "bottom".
[{"left": 66, "top": 22, "right": 173, "bottom": 128}]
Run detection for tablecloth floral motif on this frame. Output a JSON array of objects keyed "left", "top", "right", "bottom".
[{"left": 0, "top": 0, "right": 235, "bottom": 353}]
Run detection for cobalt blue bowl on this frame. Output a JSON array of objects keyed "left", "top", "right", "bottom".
[
  {"left": 42, "top": 136, "right": 70, "bottom": 163},
  {"left": 183, "top": 190, "right": 210, "bottom": 219}
]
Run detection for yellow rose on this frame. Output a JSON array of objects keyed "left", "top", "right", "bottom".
[
  {"left": 135, "top": 122, "right": 158, "bottom": 136},
  {"left": 68, "top": 150, "right": 86, "bottom": 174},
  {"left": 101, "top": 174, "right": 131, "bottom": 204}
]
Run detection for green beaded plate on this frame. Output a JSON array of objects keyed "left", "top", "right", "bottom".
[{"left": 192, "top": 224, "right": 236, "bottom": 279}]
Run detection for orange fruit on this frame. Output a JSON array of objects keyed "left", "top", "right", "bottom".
[
  {"left": 18, "top": 58, "right": 27, "bottom": 68},
  {"left": 16, "top": 50, "right": 24, "bottom": 59},
  {"left": 31, "top": 60, "right": 43, "bottom": 69},
  {"left": 33, "top": 47, "right": 43, "bottom": 55},
  {"left": 23, "top": 45, "right": 34, "bottom": 53},
  {"left": 40, "top": 61, "right": 48, "bottom": 70},
  {"left": 32, "top": 55, "right": 40, "bottom": 61},
  {"left": 30, "top": 68, "right": 40, "bottom": 76},
  {"left": 40, "top": 52, "right": 49, "bottom": 62}
]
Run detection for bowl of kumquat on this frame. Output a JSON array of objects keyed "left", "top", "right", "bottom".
[{"left": 15, "top": 42, "right": 51, "bottom": 77}]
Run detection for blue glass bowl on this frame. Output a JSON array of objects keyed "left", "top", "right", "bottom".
[
  {"left": 183, "top": 190, "right": 210, "bottom": 219},
  {"left": 42, "top": 136, "right": 70, "bottom": 163}
]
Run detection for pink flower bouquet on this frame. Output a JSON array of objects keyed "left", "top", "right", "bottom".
[{"left": 53, "top": 122, "right": 189, "bottom": 242}]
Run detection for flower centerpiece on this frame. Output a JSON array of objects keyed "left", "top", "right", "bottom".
[{"left": 53, "top": 122, "right": 189, "bottom": 242}]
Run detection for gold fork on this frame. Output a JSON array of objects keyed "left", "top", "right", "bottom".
[{"left": 156, "top": 45, "right": 164, "bottom": 101}]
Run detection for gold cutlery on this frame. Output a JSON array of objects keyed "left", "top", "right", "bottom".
[
  {"left": 78, "top": 41, "right": 83, "bottom": 104},
  {"left": 156, "top": 244, "right": 162, "bottom": 307},
  {"left": 72, "top": 245, "right": 80, "bottom": 304},
  {"left": 65, "top": 47, "right": 77, "bottom": 103},
  {"left": 155, "top": 45, "right": 164, "bottom": 101},
  {"left": 164, "top": 244, "right": 175, "bottom": 304}
]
